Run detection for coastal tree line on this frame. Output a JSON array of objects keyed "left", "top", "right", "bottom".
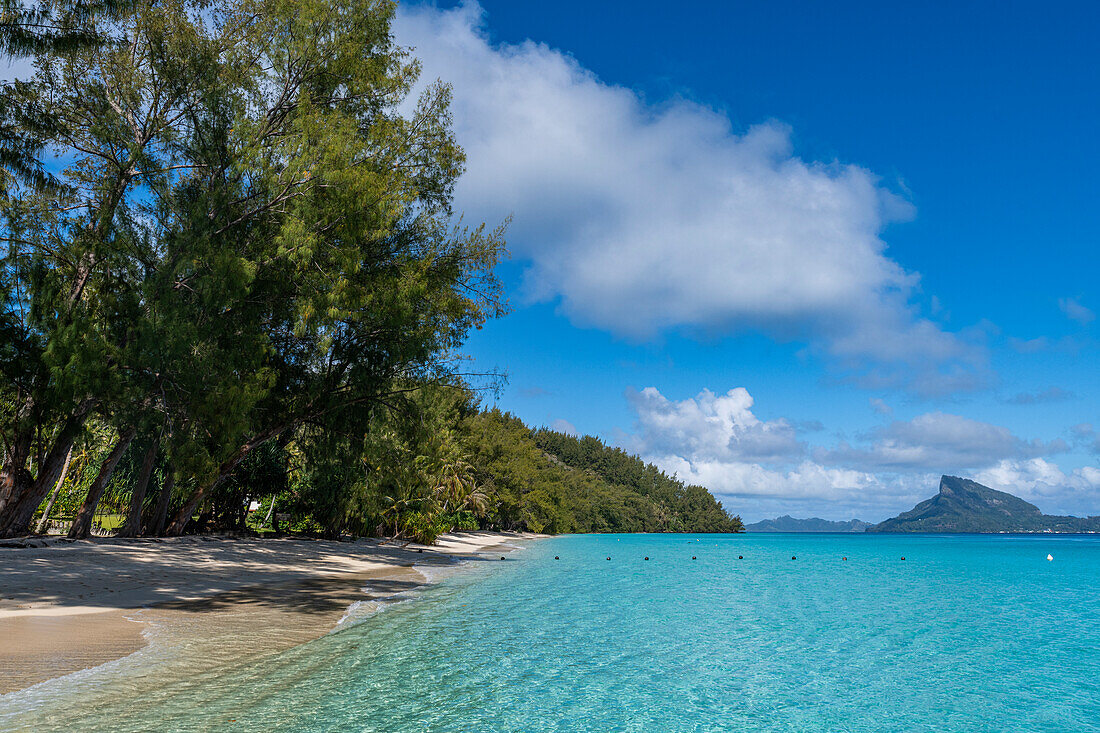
[{"left": 0, "top": 0, "right": 741, "bottom": 541}]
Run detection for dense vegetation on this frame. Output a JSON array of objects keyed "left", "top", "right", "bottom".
[
  {"left": 466, "top": 411, "right": 742, "bottom": 534},
  {"left": 0, "top": 0, "right": 740, "bottom": 542}
]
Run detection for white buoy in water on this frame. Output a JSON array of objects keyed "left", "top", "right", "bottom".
[{"left": 1047, "top": 554, "right": 1054, "bottom": 562}]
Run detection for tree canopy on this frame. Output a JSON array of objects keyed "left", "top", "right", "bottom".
[{"left": 0, "top": 0, "right": 740, "bottom": 542}]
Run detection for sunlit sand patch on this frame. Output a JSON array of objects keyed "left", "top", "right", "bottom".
[{"left": 0, "top": 531, "right": 541, "bottom": 729}]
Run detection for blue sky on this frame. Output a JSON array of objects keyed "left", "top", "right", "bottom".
[
  {"left": 1, "top": 1, "right": 1093, "bottom": 523},
  {"left": 395, "top": 1, "right": 1099, "bottom": 522}
]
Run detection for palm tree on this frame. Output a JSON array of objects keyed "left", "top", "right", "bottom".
[
  {"left": 380, "top": 494, "right": 411, "bottom": 539},
  {"left": 432, "top": 457, "right": 490, "bottom": 518}
]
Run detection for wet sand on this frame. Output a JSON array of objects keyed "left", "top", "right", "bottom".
[
  {"left": 0, "top": 532, "right": 539, "bottom": 694},
  {"left": 1, "top": 610, "right": 147, "bottom": 693}
]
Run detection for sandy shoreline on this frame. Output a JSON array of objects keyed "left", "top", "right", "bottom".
[{"left": 0, "top": 531, "right": 541, "bottom": 694}]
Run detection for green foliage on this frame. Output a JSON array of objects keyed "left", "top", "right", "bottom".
[
  {"left": 274, "top": 383, "right": 487, "bottom": 538},
  {"left": 216, "top": 398, "right": 742, "bottom": 540},
  {"left": 398, "top": 511, "right": 451, "bottom": 545},
  {"left": 1, "top": 0, "right": 742, "bottom": 543},
  {"left": 462, "top": 409, "right": 743, "bottom": 534},
  {"left": 0, "top": 0, "right": 506, "bottom": 537},
  {"left": 0, "top": 0, "right": 133, "bottom": 57}
]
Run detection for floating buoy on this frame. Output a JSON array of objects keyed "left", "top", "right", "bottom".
[
  {"left": 607, "top": 557, "right": 611, "bottom": 560},
  {"left": 791, "top": 556, "right": 797, "bottom": 560},
  {"left": 500, "top": 556, "right": 506, "bottom": 560},
  {"left": 901, "top": 557, "right": 906, "bottom": 561},
  {"left": 692, "top": 556, "right": 697, "bottom": 560},
  {"left": 644, "top": 557, "right": 649, "bottom": 561},
  {"left": 554, "top": 556, "right": 559, "bottom": 560},
  {"left": 1047, "top": 554, "right": 1054, "bottom": 562},
  {"left": 738, "top": 555, "right": 743, "bottom": 560},
  {"left": 842, "top": 557, "right": 847, "bottom": 561}
]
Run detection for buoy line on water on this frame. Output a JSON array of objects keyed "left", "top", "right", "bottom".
[{"left": 549, "top": 554, "right": 931, "bottom": 563}]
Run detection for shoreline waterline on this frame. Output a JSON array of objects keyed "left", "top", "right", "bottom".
[
  {"left": 0, "top": 531, "right": 542, "bottom": 699},
  {"left": 5, "top": 533, "right": 1099, "bottom": 731}
]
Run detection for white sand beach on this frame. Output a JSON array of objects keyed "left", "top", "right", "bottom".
[{"left": 0, "top": 532, "right": 539, "bottom": 693}]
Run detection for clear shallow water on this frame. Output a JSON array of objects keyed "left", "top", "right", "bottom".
[{"left": 6, "top": 533, "right": 1100, "bottom": 732}]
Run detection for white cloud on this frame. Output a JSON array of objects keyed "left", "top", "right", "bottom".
[
  {"left": 626, "top": 386, "right": 802, "bottom": 464},
  {"left": 549, "top": 418, "right": 578, "bottom": 436},
  {"left": 1059, "top": 297, "right": 1095, "bottom": 326},
  {"left": 621, "top": 384, "right": 1094, "bottom": 521},
  {"left": 974, "top": 458, "right": 1066, "bottom": 495},
  {"left": 621, "top": 385, "right": 930, "bottom": 519},
  {"left": 662, "top": 455, "right": 880, "bottom": 501},
  {"left": 974, "top": 459, "right": 1100, "bottom": 515},
  {"left": 820, "top": 411, "right": 1067, "bottom": 472},
  {"left": 395, "top": 3, "right": 985, "bottom": 394},
  {"left": 654, "top": 453, "right": 936, "bottom": 523}
]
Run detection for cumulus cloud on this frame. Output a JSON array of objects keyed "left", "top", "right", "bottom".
[
  {"left": 974, "top": 459, "right": 1100, "bottom": 514},
  {"left": 549, "top": 418, "right": 578, "bottom": 436},
  {"left": 395, "top": 3, "right": 986, "bottom": 394},
  {"left": 820, "top": 412, "right": 1067, "bottom": 472},
  {"left": 622, "top": 385, "right": 928, "bottom": 519},
  {"left": 620, "top": 384, "right": 1093, "bottom": 521},
  {"left": 641, "top": 447, "right": 938, "bottom": 522},
  {"left": 1059, "top": 297, "right": 1095, "bottom": 326},
  {"left": 657, "top": 454, "right": 920, "bottom": 503},
  {"left": 625, "top": 387, "right": 802, "bottom": 464}
]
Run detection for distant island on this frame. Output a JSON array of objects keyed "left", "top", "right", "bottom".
[
  {"left": 869, "top": 475, "right": 1100, "bottom": 533},
  {"left": 745, "top": 516, "right": 870, "bottom": 533}
]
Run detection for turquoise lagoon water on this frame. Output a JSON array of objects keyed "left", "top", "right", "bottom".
[{"left": 5, "top": 533, "right": 1100, "bottom": 731}]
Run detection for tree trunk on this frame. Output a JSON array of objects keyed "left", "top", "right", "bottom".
[
  {"left": 147, "top": 469, "right": 175, "bottom": 537},
  {"left": 0, "top": 430, "right": 34, "bottom": 515},
  {"left": 117, "top": 438, "right": 158, "bottom": 538},
  {"left": 166, "top": 476, "right": 217, "bottom": 536},
  {"left": 262, "top": 494, "right": 276, "bottom": 528},
  {"left": 67, "top": 427, "right": 136, "bottom": 539},
  {"left": 34, "top": 447, "right": 73, "bottom": 534},
  {"left": 0, "top": 465, "right": 34, "bottom": 534},
  {"left": 0, "top": 399, "right": 96, "bottom": 537},
  {"left": 166, "top": 425, "right": 287, "bottom": 536}
]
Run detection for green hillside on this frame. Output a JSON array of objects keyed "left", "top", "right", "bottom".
[
  {"left": 869, "top": 476, "right": 1100, "bottom": 533},
  {"left": 463, "top": 409, "right": 743, "bottom": 534}
]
